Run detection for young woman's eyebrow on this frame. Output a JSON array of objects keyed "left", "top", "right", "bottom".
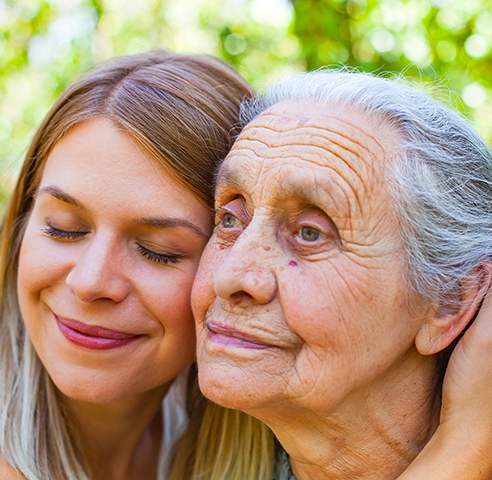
[
  {"left": 133, "top": 217, "right": 209, "bottom": 238},
  {"left": 36, "top": 186, "right": 88, "bottom": 212},
  {"left": 36, "top": 186, "right": 209, "bottom": 238}
]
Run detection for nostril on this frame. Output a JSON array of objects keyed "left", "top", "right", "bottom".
[{"left": 229, "top": 290, "right": 254, "bottom": 304}]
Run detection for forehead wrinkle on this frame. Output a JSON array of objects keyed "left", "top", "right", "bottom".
[
  {"left": 250, "top": 108, "right": 391, "bottom": 158},
  {"left": 221, "top": 110, "right": 395, "bottom": 246},
  {"left": 249, "top": 105, "right": 395, "bottom": 198},
  {"left": 239, "top": 115, "right": 391, "bottom": 203},
  {"left": 231, "top": 133, "right": 370, "bottom": 223},
  {"left": 223, "top": 143, "right": 351, "bottom": 209},
  {"left": 241, "top": 122, "right": 386, "bottom": 177},
  {"left": 222, "top": 148, "right": 370, "bottom": 246}
]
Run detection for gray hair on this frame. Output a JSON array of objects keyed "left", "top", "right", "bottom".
[{"left": 239, "top": 70, "right": 492, "bottom": 311}]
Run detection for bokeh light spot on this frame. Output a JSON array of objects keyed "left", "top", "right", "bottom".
[
  {"left": 465, "top": 34, "right": 489, "bottom": 58},
  {"left": 224, "top": 33, "right": 247, "bottom": 55},
  {"left": 370, "top": 28, "right": 395, "bottom": 53},
  {"left": 462, "top": 82, "right": 487, "bottom": 108},
  {"left": 250, "top": 0, "right": 293, "bottom": 28},
  {"left": 436, "top": 40, "right": 456, "bottom": 62},
  {"left": 403, "top": 35, "right": 431, "bottom": 62}
]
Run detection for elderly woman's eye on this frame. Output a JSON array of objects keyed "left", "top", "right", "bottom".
[
  {"left": 222, "top": 213, "right": 238, "bottom": 228},
  {"left": 301, "top": 226, "right": 320, "bottom": 242}
]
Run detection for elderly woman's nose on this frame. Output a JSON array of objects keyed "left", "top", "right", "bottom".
[
  {"left": 66, "top": 236, "right": 130, "bottom": 304},
  {"left": 213, "top": 232, "right": 278, "bottom": 305}
]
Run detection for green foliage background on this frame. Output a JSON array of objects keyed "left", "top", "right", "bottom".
[{"left": 1, "top": 0, "right": 492, "bottom": 200}]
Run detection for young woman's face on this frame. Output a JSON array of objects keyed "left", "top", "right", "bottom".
[{"left": 18, "top": 118, "right": 212, "bottom": 403}]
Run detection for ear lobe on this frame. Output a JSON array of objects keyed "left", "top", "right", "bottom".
[{"left": 415, "top": 260, "right": 492, "bottom": 356}]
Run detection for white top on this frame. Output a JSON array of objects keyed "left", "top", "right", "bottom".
[{"left": 157, "top": 367, "right": 190, "bottom": 479}]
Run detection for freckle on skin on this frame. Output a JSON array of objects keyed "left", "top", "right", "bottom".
[
  {"left": 289, "top": 261, "right": 298, "bottom": 267},
  {"left": 263, "top": 245, "right": 271, "bottom": 251},
  {"left": 334, "top": 437, "right": 346, "bottom": 446}
]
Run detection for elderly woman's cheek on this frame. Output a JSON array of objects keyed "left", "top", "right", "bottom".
[
  {"left": 278, "top": 257, "right": 414, "bottom": 373},
  {"left": 191, "top": 243, "right": 219, "bottom": 328}
]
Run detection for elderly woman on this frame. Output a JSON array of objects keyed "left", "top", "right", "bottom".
[{"left": 192, "top": 70, "right": 492, "bottom": 479}]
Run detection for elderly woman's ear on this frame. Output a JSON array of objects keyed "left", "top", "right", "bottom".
[{"left": 415, "top": 259, "right": 492, "bottom": 356}]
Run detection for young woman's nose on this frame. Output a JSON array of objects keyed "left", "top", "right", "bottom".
[
  {"left": 65, "top": 235, "right": 130, "bottom": 303},
  {"left": 213, "top": 226, "right": 277, "bottom": 306}
]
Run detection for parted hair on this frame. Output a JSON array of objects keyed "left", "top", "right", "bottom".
[
  {"left": 0, "top": 50, "right": 274, "bottom": 480},
  {"left": 239, "top": 69, "right": 492, "bottom": 313}
]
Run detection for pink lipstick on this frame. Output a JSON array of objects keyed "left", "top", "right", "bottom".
[
  {"left": 55, "top": 315, "right": 140, "bottom": 350},
  {"left": 206, "top": 321, "right": 270, "bottom": 349}
]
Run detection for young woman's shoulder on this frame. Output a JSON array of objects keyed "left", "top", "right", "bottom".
[{"left": 0, "top": 455, "right": 25, "bottom": 479}]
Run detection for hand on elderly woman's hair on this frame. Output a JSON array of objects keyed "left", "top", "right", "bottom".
[{"left": 398, "top": 291, "right": 492, "bottom": 480}]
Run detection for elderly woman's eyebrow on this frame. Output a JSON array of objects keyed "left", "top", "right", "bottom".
[
  {"left": 217, "top": 158, "right": 354, "bottom": 214},
  {"left": 280, "top": 176, "right": 352, "bottom": 213},
  {"left": 216, "top": 164, "right": 245, "bottom": 190},
  {"left": 36, "top": 186, "right": 88, "bottom": 212},
  {"left": 218, "top": 167, "right": 353, "bottom": 224}
]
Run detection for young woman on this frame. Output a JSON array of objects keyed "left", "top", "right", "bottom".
[
  {"left": 0, "top": 50, "right": 491, "bottom": 480},
  {"left": 0, "top": 50, "right": 275, "bottom": 480}
]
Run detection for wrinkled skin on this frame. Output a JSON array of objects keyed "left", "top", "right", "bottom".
[{"left": 192, "top": 102, "right": 481, "bottom": 479}]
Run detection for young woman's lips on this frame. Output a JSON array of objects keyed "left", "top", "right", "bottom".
[
  {"left": 206, "top": 320, "right": 270, "bottom": 350},
  {"left": 55, "top": 315, "right": 141, "bottom": 350}
]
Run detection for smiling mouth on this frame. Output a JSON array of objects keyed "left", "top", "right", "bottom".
[
  {"left": 206, "top": 321, "right": 271, "bottom": 350},
  {"left": 55, "top": 315, "right": 141, "bottom": 350}
]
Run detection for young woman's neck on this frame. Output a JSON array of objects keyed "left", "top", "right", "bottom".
[{"left": 62, "top": 383, "right": 170, "bottom": 480}]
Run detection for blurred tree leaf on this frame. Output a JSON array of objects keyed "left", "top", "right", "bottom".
[
  {"left": 0, "top": 0, "right": 302, "bottom": 192},
  {"left": 1, "top": 0, "right": 492, "bottom": 200},
  {"left": 290, "top": 0, "right": 492, "bottom": 141}
]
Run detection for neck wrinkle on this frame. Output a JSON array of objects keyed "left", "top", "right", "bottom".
[{"left": 266, "top": 351, "right": 442, "bottom": 480}]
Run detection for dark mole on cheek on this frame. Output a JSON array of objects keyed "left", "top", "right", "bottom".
[{"left": 289, "top": 261, "right": 298, "bottom": 267}]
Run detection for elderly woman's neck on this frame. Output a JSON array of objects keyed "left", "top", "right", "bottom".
[{"left": 259, "top": 349, "right": 442, "bottom": 480}]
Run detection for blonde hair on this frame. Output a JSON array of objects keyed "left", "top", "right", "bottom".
[
  {"left": 170, "top": 400, "right": 275, "bottom": 480},
  {"left": 0, "top": 50, "right": 274, "bottom": 480}
]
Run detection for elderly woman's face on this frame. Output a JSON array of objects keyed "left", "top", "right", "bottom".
[{"left": 193, "top": 102, "right": 431, "bottom": 416}]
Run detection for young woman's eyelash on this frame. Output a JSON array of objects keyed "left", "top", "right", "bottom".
[
  {"left": 43, "top": 228, "right": 181, "bottom": 265},
  {"left": 136, "top": 244, "right": 181, "bottom": 265},
  {"left": 42, "top": 226, "right": 87, "bottom": 240}
]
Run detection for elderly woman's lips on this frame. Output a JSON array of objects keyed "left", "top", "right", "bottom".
[
  {"left": 206, "top": 321, "right": 271, "bottom": 349},
  {"left": 55, "top": 315, "right": 141, "bottom": 350}
]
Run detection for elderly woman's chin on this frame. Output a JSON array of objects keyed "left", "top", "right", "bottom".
[
  {"left": 196, "top": 322, "right": 439, "bottom": 422},
  {"left": 195, "top": 322, "right": 292, "bottom": 412}
]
